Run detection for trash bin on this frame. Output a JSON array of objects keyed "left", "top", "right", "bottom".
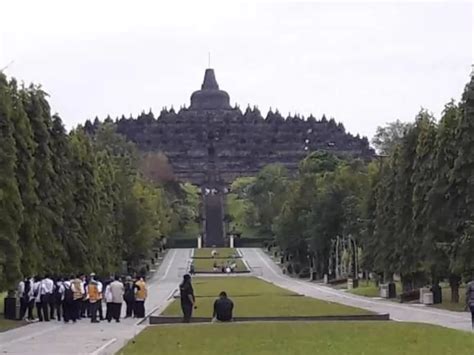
[
  {"left": 380, "top": 284, "right": 389, "bottom": 298},
  {"left": 380, "top": 282, "right": 396, "bottom": 298},
  {"left": 347, "top": 278, "right": 359, "bottom": 290},
  {"left": 387, "top": 282, "right": 396, "bottom": 298},
  {"left": 422, "top": 292, "right": 434, "bottom": 305},
  {"left": 4, "top": 295, "right": 17, "bottom": 320},
  {"left": 431, "top": 284, "right": 442, "bottom": 304},
  {"left": 419, "top": 287, "right": 430, "bottom": 303}
]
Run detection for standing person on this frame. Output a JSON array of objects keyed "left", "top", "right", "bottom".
[
  {"left": 62, "top": 278, "right": 75, "bottom": 323},
  {"left": 96, "top": 276, "right": 104, "bottom": 321},
  {"left": 81, "top": 274, "right": 89, "bottom": 318},
  {"left": 17, "top": 277, "right": 31, "bottom": 321},
  {"left": 33, "top": 276, "right": 45, "bottom": 321},
  {"left": 134, "top": 276, "right": 147, "bottom": 318},
  {"left": 212, "top": 291, "right": 234, "bottom": 322},
  {"left": 71, "top": 274, "right": 85, "bottom": 322},
  {"left": 52, "top": 277, "right": 65, "bottom": 321},
  {"left": 26, "top": 277, "right": 35, "bottom": 321},
  {"left": 87, "top": 274, "right": 100, "bottom": 323},
  {"left": 123, "top": 276, "right": 136, "bottom": 318},
  {"left": 42, "top": 274, "right": 54, "bottom": 321},
  {"left": 107, "top": 275, "right": 124, "bottom": 323},
  {"left": 466, "top": 276, "right": 474, "bottom": 329},
  {"left": 179, "top": 274, "right": 195, "bottom": 323}
]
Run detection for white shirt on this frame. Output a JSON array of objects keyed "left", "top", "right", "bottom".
[
  {"left": 17, "top": 281, "right": 25, "bottom": 298},
  {"left": 33, "top": 281, "right": 43, "bottom": 302},
  {"left": 42, "top": 278, "right": 54, "bottom": 294}
]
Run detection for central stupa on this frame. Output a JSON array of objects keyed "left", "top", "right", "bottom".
[{"left": 189, "top": 69, "right": 232, "bottom": 110}]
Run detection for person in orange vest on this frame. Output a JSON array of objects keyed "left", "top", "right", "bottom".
[
  {"left": 134, "top": 276, "right": 147, "bottom": 318},
  {"left": 71, "top": 274, "right": 85, "bottom": 322},
  {"left": 87, "top": 274, "right": 101, "bottom": 323}
]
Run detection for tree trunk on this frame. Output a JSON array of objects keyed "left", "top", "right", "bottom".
[{"left": 449, "top": 274, "right": 461, "bottom": 303}]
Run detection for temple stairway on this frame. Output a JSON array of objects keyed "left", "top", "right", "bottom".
[{"left": 203, "top": 192, "right": 225, "bottom": 247}]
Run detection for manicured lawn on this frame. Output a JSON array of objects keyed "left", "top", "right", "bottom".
[
  {"left": 162, "top": 277, "right": 370, "bottom": 317},
  {"left": 347, "top": 280, "right": 401, "bottom": 298},
  {"left": 431, "top": 286, "right": 466, "bottom": 312},
  {"left": 0, "top": 291, "right": 5, "bottom": 315},
  {"left": 0, "top": 319, "right": 26, "bottom": 332},
  {"left": 347, "top": 282, "right": 469, "bottom": 312},
  {"left": 193, "top": 248, "right": 239, "bottom": 259},
  {"left": 119, "top": 321, "right": 474, "bottom": 355},
  {"left": 0, "top": 292, "right": 27, "bottom": 332},
  {"left": 191, "top": 258, "right": 247, "bottom": 273}
]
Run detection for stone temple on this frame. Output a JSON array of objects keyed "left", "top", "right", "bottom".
[{"left": 111, "top": 69, "right": 374, "bottom": 246}]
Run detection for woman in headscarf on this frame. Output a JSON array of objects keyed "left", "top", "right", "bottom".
[{"left": 179, "top": 274, "right": 196, "bottom": 323}]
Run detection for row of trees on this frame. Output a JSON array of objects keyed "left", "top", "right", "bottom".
[
  {"left": 0, "top": 73, "right": 194, "bottom": 291},
  {"left": 229, "top": 73, "right": 474, "bottom": 300}
]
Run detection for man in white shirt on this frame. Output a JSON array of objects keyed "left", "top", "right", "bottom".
[
  {"left": 33, "top": 276, "right": 46, "bottom": 321},
  {"left": 42, "top": 275, "right": 54, "bottom": 321}
]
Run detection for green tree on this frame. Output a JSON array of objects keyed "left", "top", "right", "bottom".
[
  {"left": 9, "top": 80, "right": 40, "bottom": 276},
  {"left": 0, "top": 73, "right": 23, "bottom": 289}
]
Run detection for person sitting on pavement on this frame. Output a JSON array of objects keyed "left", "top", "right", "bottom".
[{"left": 212, "top": 291, "right": 234, "bottom": 322}]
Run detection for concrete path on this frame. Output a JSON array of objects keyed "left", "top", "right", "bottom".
[
  {"left": 240, "top": 248, "right": 473, "bottom": 332},
  {"left": 0, "top": 248, "right": 192, "bottom": 355}
]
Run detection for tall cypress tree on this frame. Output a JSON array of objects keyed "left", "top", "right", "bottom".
[
  {"left": 0, "top": 73, "right": 23, "bottom": 289},
  {"left": 9, "top": 80, "right": 40, "bottom": 276},
  {"left": 411, "top": 110, "right": 437, "bottom": 279},
  {"left": 450, "top": 74, "right": 474, "bottom": 272},
  {"left": 426, "top": 102, "right": 462, "bottom": 300},
  {"left": 23, "top": 85, "right": 56, "bottom": 271}
]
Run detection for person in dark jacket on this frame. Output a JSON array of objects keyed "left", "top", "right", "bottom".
[
  {"left": 212, "top": 291, "right": 234, "bottom": 322},
  {"left": 123, "top": 276, "right": 137, "bottom": 318},
  {"left": 466, "top": 277, "right": 474, "bottom": 329},
  {"left": 179, "top": 274, "right": 195, "bottom": 323}
]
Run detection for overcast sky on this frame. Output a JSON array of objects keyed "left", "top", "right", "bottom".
[{"left": 1, "top": 1, "right": 473, "bottom": 139}]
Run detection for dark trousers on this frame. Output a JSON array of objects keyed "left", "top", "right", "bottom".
[
  {"left": 81, "top": 299, "right": 88, "bottom": 317},
  {"left": 181, "top": 303, "right": 193, "bottom": 323},
  {"left": 53, "top": 300, "right": 62, "bottom": 321},
  {"left": 125, "top": 300, "right": 135, "bottom": 318},
  {"left": 49, "top": 296, "right": 56, "bottom": 320},
  {"left": 134, "top": 301, "right": 145, "bottom": 318},
  {"left": 41, "top": 294, "right": 50, "bottom": 321},
  {"left": 98, "top": 299, "right": 104, "bottom": 320},
  {"left": 107, "top": 302, "right": 121, "bottom": 322},
  {"left": 27, "top": 300, "right": 34, "bottom": 320},
  {"left": 72, "top": 299, "right": 81, "bottom": 321},
  {"left": 89, "top": 301, "right": 99, "bottom": 322},
  {"left": 19, "top": 297, "right": 28, "bottom": 320},
  {"left": 106, "top": 302, "right": 111, "bottom": 321},
  {"left": 470, "top": 305, "right": 474, "bottom": 329},
  {"left": 63, "top": 301, "right": 73, "bottom": 322}
]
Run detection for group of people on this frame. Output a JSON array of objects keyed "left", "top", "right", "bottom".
[
  {"left": 179, "top": 274, "right": 234, "bottom": 323},
  {"left": 16, "top": 273, "right": 148, "bottom": 323},
  {"left": 212, "top": 260, "right": 238, "bottom": 273}
]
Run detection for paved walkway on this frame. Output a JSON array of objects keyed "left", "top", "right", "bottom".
[
  {"left": 0, "top": 249, "right": 191, "bottom": 355},
  {"left": 240, "top": 248, "right": 473, "bottom": 332},
  {"left": 1, "top": 247, "right": 471, "bottom": 354}
]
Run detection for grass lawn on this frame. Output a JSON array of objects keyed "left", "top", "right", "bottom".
[
  {"left": 347, "top": 280, "right": 402, "bottom": 298},
  {"left": 193, "top": 248, "right": 239, "bottom": 259},
  {"left": 0, "top": 319, "right": 26, "bottom": 332},
  {"left": 119, "top": 321, "right": 474, "bottom": 355},
  {"left": 346, "top": 281, "right": 469, "bottom": 312},
  {"left": 431, "top": 286, "right": 467, "bottom": 312},
  {"left": 162, "top": 277, "right": 370, "bottom": 317},
  {"left": 192, "top": 258, "right": 247, "bottom": 273},
  {"left": 0, "top": 291, "right": 5, "bottom": 315},
  {"left": 0, "top": 292, "right": 27, "bottom": 332}
]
